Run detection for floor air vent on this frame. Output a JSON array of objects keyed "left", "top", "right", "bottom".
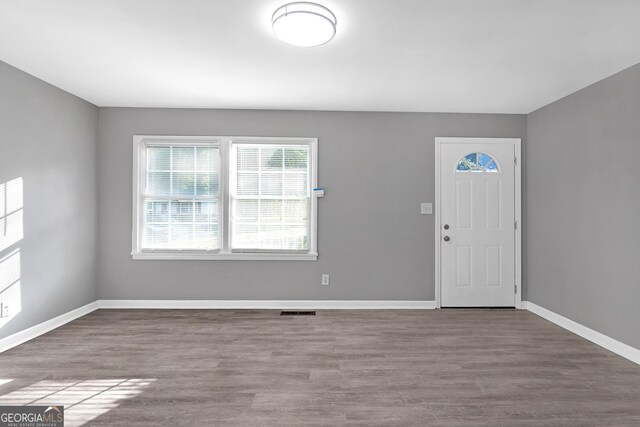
[{"left": 280, "top": 311, "right": 316, "bottom": 316}]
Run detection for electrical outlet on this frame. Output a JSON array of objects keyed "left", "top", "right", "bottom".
[{"left": 321, "top": 274, "right": 330, "bottom": 286}]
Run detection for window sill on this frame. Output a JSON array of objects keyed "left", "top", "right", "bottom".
[{"left": 131, "top": 251, "right": 318, "bottom": 261}]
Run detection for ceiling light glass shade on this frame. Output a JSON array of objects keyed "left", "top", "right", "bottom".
[{"left": 272, "top": 2, "right": 337, "bottom": 47}]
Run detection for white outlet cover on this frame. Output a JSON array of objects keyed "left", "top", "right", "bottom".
[{"left": 421, "top": 203, "right": 433, "bottom": 215}]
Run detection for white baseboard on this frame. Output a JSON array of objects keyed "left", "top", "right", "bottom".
[
  {"left": 0, "top": 301, "right": 99, "bottom": 353},
  {"left": 524, "top": 301, "right": 640, "bottom": 365},
  {"left": 0, "top": 300, "right": 434, "bottom": 352},
  {"left": 8, "top": 299, "right": 635, "bottom": 367},
  {"left": 98, "top": 300, "right": 437, "bottom": 310}
]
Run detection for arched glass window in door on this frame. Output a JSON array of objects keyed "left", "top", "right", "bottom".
[{"left": 456, "top": 152, "right": 499, "bottom": 172}]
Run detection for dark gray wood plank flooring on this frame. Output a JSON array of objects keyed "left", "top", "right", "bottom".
[{"left": 0, "top": 309, "right": 639, "bottom": 426}]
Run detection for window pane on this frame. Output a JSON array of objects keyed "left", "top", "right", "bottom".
[
  {"left": 234, "top": 200, "right": 258, "bottom": 220},
  {"left": 456, "top": 161, "right": 470, "bottom": 171},
  {"left": 283, "top": 224, "right": 308, "bottom": 250},
  {"left": 284, "top": 200, "right": 309, "bottom": 220},
  {"left": 230, "top": 143, "right": 311, "bottom": 252},
  {"left": 148, "top": 147, "right": 170, "bottom": 170},
  {"left": 196, "top": 173, "right": 219, "bottom": 196},
  {"left": 172, "top": 172, "right": 195, "bottom": 196},
  {"left": 145, "top": 224, "right": 169, "bottom": 247},
  {"left": 172, "top": 147, "right": 194, "bottom": 170},
  {"left": 260, "top": 173, "right": 283, "bottom": 196},
  {"left": 147, "top": 172, "right": 170, "bottom": 195},
  {"left": 196, "top": 147, "right": 218, "bottom": 171},
  {"left": 194, "top": 224, "right": 219, "bottom": 248},
  {"left": 456, "top": 152, "right": 500, "bottom": 173},
  {"left": 259, "top": 224, "right": 282, "bottom": 249},
  {"left": 170, "top": 201, "right": 193, "bottom": 222},
  {"left": 170, "top": 224, "right": 194, "bottom": 248},
  {"left": 261, "top": 147, "right": 283, "bottom": 171},
  {"left": 237, "top": 147, "right": 259, "bottom": 171},
  {"left": 145, "top": 200, "right": 169, "bottom": 223},
  {"left": 284, "top": 148, "right": 308, "bottom": 169},
  {"left": 260, "top": 199, "right": 282, "bottom": 222},
  {"left": 141, "top": 144, "right": 221, "bottom": 251},
  {"left": 195, "top": 201, "right": 218, "bottom": 222},
  {"left": 284, "top": 173, "right": 308, "bottom": 196},
  {"left": 238, "top": 173, "right": 258, "bottom": 195},
  {"left": 478, "top": 152, "right": 492, "bottom": 167},
  {"left": 233, "top": 223, "right": 259, "bottom": 248},
  {"left": 465, "top": 153, "right": 477, "bottom": 166}
]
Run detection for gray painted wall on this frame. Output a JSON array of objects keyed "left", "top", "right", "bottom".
[
  {"left": 527, "top": 63, "right": 640, "bottom": 349},
  {"left": 97, "top": 108, "right": 525, "bottom": 300},
  {"left": 0, "top": 61, "right": 98, "bottom": 339},
  {"left": 4, "top": 52, "right": 639, "bottom": 352}
]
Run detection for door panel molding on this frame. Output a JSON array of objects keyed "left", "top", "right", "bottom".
[{"left": 435, "top": 137, "right": 522, "bottom": 308}]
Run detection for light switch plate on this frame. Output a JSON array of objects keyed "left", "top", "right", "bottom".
[{"left": 420, "top": 203, "right": 433, "bottom": 215}]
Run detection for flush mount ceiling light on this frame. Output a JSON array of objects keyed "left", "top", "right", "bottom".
[{"left": 272, "top": 2, "right": 337, "bottom": 47}]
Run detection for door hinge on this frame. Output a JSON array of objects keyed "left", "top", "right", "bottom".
[
  {"left": 514, "top": 284, "right": 518, "bottom": 294},
  {"left": 514, "top": 156, "right": 517, "bottom": 166},
  {"left": 514, "top": 220, "right": 518, "bottom": 230}
]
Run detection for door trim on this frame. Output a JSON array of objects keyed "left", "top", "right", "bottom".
[{"left": 434, "top": 137, "right": 522, "bottom": 309}]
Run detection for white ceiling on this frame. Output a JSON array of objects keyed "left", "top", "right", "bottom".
[{"left": 1, "top": 0, "right": 639, "bottom": 113}]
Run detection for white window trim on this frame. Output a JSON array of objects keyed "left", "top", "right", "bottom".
[{"left": 132, "top": 135, "right": 318, "bottom": 261}]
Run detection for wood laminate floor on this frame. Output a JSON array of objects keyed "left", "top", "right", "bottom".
[{"left": 0, "top": 309, "right": 639, "bottom": 426}]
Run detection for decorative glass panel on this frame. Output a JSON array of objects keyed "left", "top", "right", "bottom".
[
  {"left": 477, "top": 153, "right": 492, "bottom": 167},
  {"left": 456, "top": 152, "right": 499, "bottom": 173}
]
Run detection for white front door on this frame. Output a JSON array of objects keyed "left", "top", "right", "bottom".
[{"left": 439, "top": 140, "right": 517, "bottom": 307}]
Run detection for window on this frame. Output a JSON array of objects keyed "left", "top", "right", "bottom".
[
  {"left": 230, "top": 144, "right": 310, "bottom": 252},
  {"left": 456, "top": 152, "right": 499, "bottom": 172},
  {"left": 133, "top": 136, "right": 318, "bottom": 260}
]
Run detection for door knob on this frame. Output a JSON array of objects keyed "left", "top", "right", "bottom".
[{"left": 443, "top": 236, "right": 450, "bottom": 242}]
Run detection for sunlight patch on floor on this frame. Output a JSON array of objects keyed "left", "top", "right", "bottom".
[{"left": 0, "top": 378, "right": 155, "bottom": 426}]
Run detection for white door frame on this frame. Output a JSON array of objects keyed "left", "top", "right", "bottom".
[{"left": 434, "top": 137, "right": 522, "bottom": 309}]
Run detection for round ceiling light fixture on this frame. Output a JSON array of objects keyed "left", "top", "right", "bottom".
[{"left": 272, "top": 2, "right": 337, "bottom": 47}]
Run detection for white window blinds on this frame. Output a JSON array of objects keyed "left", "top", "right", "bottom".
[
  {"left": 230, "top": 143, "right": 310, "bottom": 252},
  {"left": 142, "top": 144, "right": 221, "bottom": 250}
]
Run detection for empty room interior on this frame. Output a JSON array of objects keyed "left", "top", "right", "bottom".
[{"left": 1, "top": 0, "right": 640, "bottom": 425}]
